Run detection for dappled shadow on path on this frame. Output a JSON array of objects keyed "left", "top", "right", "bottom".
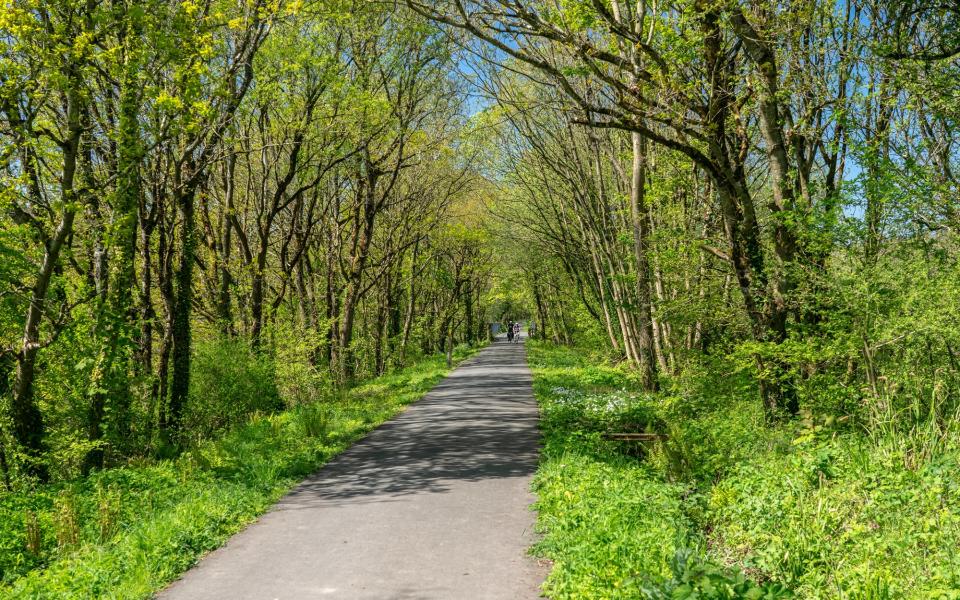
[{"left": 276, "top": 342, "right": 539, "bottom": 508}]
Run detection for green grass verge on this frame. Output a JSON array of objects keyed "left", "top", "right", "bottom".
[
  {"left": 529, "top": 341, "right": 960, "bottom": 599},
  {"left": 0, "top": 345, "right": 481, "bottom": 599},
  {"left": 708, "top": 430, "right": 960, "bottom": 597},
  {"left": 527, "top": 342, "right": 790, "bottom": 599}
]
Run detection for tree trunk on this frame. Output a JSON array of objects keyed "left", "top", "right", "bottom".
[
  {"left": 154, "top": 207, "right": 175, "bottom": 433},
  {"left": 463, "top": 285, "right": 474, "bottom": 344},
  {"left": 217, "top": 151, "right": 236, "bottom": 334},
  {"left": 374, "top": 278, "right": 389, "bottom": 376},
  {"left": 10, "top": 64, "right": 85, "bottom": 480},
  {"left": 325, "top": 234, "right": 337, "bottom": 367},
  {"left": 586, "top": 234, "right": 622, "bottom": 354},
  {"left": 86, "top": 36, "right": 143, "bottom": 471},
  {"left": 628, "top": 133, "right": 658, "bottom": 388},
  {"left": 138, "top": 203, "right": 156, "bottom": 376},
  {"left": 533, "top": 282, "right": 548, "bottom": 341},
  {"left": 0, "top": 354, "right": 15, "bottom": 490},
  {"left": 13, "top": 202, "right": 76, "bottom": 481},
  {"left": 399, "top": 237, "right": 419, "bottom": 362},
  {"left": 250, "top": 244, "right": 267, "bottom": 348},
  {"left": 337, "top": 167, "right": 379, "bottom": 384},
  {"left": 445, "top": 321, "right": 454, "bottom": 369},
  {"left": 865, "top": 77, "right": 892, "bottom": 264},
  {"left": 166, "top": 181, "right": 197, "bottom": 439}
]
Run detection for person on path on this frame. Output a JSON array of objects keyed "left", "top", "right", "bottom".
[
  {"left": 513, "top": 321, "right": 521, "bottom": 343},
  {"left": 507, "top": 321, "right": 514, "bottom": 342}
]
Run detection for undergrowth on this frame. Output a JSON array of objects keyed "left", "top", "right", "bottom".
[
  {"left": 0, "top": 344, "right": 480, "bottom": 598},
  {"left": 529, "top": 341, "right": 960, "bottom": 599},
  {"left": 529, "top": 342, "right": 788, "bottom": 599}
]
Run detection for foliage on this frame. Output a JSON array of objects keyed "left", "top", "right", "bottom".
[
  {"left": 0, "top": 0, "right": 493, "bottom": 488},
  {"left": 709, "top": 434, "right": 960, "bottom": 598},
  {"left": 1, "top": 0, "right": 959, "bottom": 597},
  {"left": 528, "top": 342, "right": 783, "bottom": 599},
  {"left": 647, "top": 549, "right": 792, "bottom": 600},
  {"left": 0, "top": 345, "right": 479, "bottom": 596},
  {"left": 182, "top": 338, "right": 283, "bottom": 443},
  {"left": 531, "top": 340, "right": 960, "bottom": 599}
]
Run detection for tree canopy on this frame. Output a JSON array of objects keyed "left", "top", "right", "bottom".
[{"left": 1, "top": 0, "right": 960, "bottom": 594}]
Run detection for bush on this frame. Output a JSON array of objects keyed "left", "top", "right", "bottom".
[
  {"left": 184, "top": 338, "right": 283, "bottom": 443},
  {"left": 271, "top": 322, "right": 332, "bottom": 406},
  {"left": 529, "top": 341, "right": 960, "bottom": 599},
  {"left": 644, "top": 548, "right": 792, "bottom": 599},
  {"left": 708, "top": 434, "right": 960, "bottom": 598},
  {"left": 653, "top": 393, "right": 769, "bottom": 485},
  {"left": 657, "top": 334, "right": 960, "bottom": 598}
]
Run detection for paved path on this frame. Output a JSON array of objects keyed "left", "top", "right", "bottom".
[{"left": 159, "top": 338, "right": 545, "bottom": 600}]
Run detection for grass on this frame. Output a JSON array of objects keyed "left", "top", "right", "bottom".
[
  {"left": 707, "top": 429, "right": 960, "bottom": 597},
  {"left": 527, "top": 343, "right": 787, "bottom": 599},
  {"left": 527, "top": 341, "right": 960, "bottom": 599},
  {"left": 0, "top": 344, "right": 481, "bottom": 599},
  {"left": 528, "top": 344, "right": 684, "bottom": 597}
]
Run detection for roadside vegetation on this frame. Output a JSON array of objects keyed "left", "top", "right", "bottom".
[
  {"left": 0, "top": 1, "right": 497, "bottom": 593},
  {"left": 529, "top": 341, "right": 960, "bottom": 598},
  {"left": 2, "top": 0, "right": 960, "bottom": 598},
  {"left": 405, "top": 1, "right": 960, "bottom": 597},
  {"left": 0, "top": 344, "right": 480, "bottom": 597}
]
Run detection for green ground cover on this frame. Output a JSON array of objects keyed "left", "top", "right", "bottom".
[
  {"left": 528, "top": 341, "right": 960, "bottom": 599},
  {"left": 0, "top": 345, "right": 480, "bottom": 599}
]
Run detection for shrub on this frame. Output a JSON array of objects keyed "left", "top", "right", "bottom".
[
  {"left": 643, "top": 548, "right": 793, "bottom": 599},
  {"left": 184, "top": 337, "right": 283, "bottom": 443},
  {"left": 707, "top": 434, "right": 960, "bottom": 598},
  {"left": 271, "top": 322, "right": 332, "bottom": 406}
]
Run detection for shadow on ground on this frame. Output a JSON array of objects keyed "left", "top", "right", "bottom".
[{"left": 277, "top": 340, "right": 539, "bottom": 508}]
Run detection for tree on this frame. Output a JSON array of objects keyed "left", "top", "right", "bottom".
[{"left": 407, "top": 0, "right": 866, "bottom": 417}]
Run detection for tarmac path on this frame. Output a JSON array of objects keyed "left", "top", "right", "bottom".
[{"left": 159, "top": 337, "right": 545, "bottom": 600}]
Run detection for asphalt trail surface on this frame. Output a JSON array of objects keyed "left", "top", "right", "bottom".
[{"left": 159, "top": 337, "right": 545, "bottom": 600}]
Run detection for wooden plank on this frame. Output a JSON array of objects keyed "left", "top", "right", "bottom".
[{"left": 602, "top": 432, "right": 667, "bottom": 441}]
